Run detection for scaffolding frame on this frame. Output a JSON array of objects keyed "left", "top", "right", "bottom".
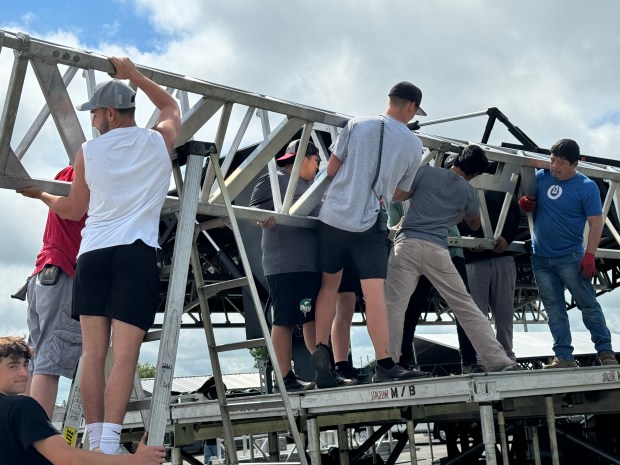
[{"left": 3, "top": 30, "right": 620, "bottom": 465}]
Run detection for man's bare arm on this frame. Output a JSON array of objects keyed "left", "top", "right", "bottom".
[
  {"left": 463, "top": 213, "right": 481, "bottom": 231},
  {"left": 393, "top": 188, "right": 413, "bottom": 201},
  {"left": 109, "top": 57, "right": 181, "bottom": 156},
  {"left": 35, "top": 432, "right": 166, "bottom": 465},
  {"left": 585, "top": 215, "right": 603, "bottom": 255},
  {"left": 17, "top": 148, "right": 89, "bottom": 221},
  {"left": 326, "top": 154, "right": 342, "bottom": 177}
]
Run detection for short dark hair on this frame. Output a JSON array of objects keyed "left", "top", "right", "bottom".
[
  {"left": 453, "top": 144, "right": 489, "bottom": 176},
  {"left": 115, "top": 107, "right": 136, "bottom": 119},
  {"left": 0, "top": 336, "right": 32, "bottom": 361},
  {"left": 550, "top": 138, "right": 580, "bottom": 164}
]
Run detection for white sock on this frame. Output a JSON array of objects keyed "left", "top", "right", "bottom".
[
  {"left": 100, "top": 422, "right": 122, "bottom": 454},
  {"left": 86, "top": 422, "right": 103, "bottom": 450}
]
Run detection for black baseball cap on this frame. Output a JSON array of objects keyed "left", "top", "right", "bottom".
[{"left": 388, "top": 81, "right": 426, "bottom": 116}]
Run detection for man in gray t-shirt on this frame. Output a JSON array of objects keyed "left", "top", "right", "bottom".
[
  {"left": 385, "top": 145, "right": 519, "bottom": 372},
  {"left": 312, "top": 81, "right": 429, "bottom": 388},
  {"left": 250, "top": 140, "right": 322, "bottom": 392}
]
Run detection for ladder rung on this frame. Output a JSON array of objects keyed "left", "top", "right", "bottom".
[
  {"left": 126, "top": 399, "right": 151, "bottom": 412},
  {"left": 143, "top": 330, "right": 162, "bottom": 342},
  {"left": 202, "top": 277, "right": 249, "bottom": 297},
  {"left": 214, "top": 338, "right": 265, "bottom": 353},
  {"left": 225, "top": 399, "right": 284, "bottom": 412},
  {"left": 196, "top": 217, "right": 230, "bottom": 232},
  {"left": 244, "top": 463, "right": 301, "bottom": 465}
]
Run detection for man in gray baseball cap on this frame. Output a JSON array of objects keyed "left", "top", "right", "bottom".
[
  {"left": 18, "top": 56, "right": 181, "bottom": 454},
  {"left": 76, "top": 80, "right": 136, "bottom": 111}
]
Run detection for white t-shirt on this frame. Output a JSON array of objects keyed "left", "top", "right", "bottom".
[{"left": 79, "top": 126, "right": 172, "bottom": 255}]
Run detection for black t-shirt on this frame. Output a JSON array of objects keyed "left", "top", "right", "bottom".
[{"left": 0, "top": 393, "right": 58, "bottom": 465}]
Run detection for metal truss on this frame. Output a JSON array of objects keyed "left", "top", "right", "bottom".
[{"left": 2, "top": 31, "right": 620, "bottom": 328}]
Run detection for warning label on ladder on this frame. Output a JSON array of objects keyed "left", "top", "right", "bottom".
[{"left": 62, "top": 427, "right": 77, "bottom": 447}]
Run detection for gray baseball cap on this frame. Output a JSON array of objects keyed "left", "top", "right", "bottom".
[{"left": 76, "top": 79, "right": 136, "bottom": 111}]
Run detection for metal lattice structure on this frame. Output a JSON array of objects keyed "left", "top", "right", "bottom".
[{"left": 3, "top": 30, "right": 620, "bottom": 465}]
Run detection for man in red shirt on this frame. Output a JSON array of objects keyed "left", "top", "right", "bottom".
[{"left": 25, "top": 166, "right": 86, "bottom": 418}]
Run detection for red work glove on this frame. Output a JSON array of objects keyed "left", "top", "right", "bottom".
[
  {"left": 518, "top": 195, "right": 536, "bottom": 212},
  {"left": 580, "top": 252, "right": 596, "bottom": 279}
]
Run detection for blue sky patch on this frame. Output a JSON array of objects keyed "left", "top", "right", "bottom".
[{"left": 1, "top": 0, "right": 167, "bottom": 52}]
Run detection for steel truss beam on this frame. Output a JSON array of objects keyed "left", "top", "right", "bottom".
[{"left": 2, "top": 31, "right": 620, "bottom": 334}]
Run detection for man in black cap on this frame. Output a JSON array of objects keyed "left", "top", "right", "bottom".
[
  {"left": 312, "top": 81, "right": 428, "bottom": 387},
  {"left": 250, "top": 140, "right": 322, "bottom": 391}
]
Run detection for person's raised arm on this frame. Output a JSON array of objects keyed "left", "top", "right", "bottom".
[
  {"left": 17, "top": 148, "right": 89, "bottom": 221},
  {"left": 108, "top": 57, "right": 181, "bottom": 156}
]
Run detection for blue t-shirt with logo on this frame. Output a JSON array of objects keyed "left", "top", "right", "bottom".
[{"left": 532, "top": 169, "right": 602, "bottom": 257}]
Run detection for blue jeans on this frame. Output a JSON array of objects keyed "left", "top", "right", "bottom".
[
  {"left": 532, "top": 253, "right": 612, "bottom": 360},
  {"left": 204, "top": 442, "right": 218, "bottom": 463}
]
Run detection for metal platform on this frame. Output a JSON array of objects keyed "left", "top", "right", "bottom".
[
  {"left": 4, "top": 31, "right": 620, "bottom": 464},
  {"left": 110, "top": 367, "right": 620, "bottom": 464}
]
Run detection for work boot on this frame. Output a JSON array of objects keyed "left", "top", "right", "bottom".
[
  {"left": 461, "top": 363, "right": 486, "bottom": 374},
  {"left": 273, "top": 371, "right": 315, "bottom": 392},
  {"left": 598, "top": 352, "right": 618, "bottom": 366},
  {"left": 372, "top": 364, "right": 431, "bottom": 383},
  {"left": 499, "top": 363, "right": 522, "bottom": 372},
  {"left": 543, "top": 357, "right": 577, "bottom": 369},
  {"left": 311, "top": 344, "right": 338, "bottom": 388}
]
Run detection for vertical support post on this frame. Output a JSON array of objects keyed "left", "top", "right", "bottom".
[
  {"left": 147, "top": 153, "right": 204, "bottom": 446},
  {"left": 497, "top": 410, "right": 509, "bottom": 465},
  {"left": 544, "top": 395, "right": 560, "bottom": 465},
  {"left": 337, "top": 425, "right": 349, "bottom": 465},
  {"left": 307, "top": 417, "right": 321, "bottom": 465},
  {"left": 61, "top": 359, "right": 84, "bottom": 448},
  {"left": 171, "top": 447, "right": 182, "bottom": 465},
  {"left": 406, "top": 419, "right": 418, "bottom": 464},
  {"left": 268, "top": 432, "right": 280, "bottom": 462},
  {"left": 479, "top": 403, "right": 498, "bottom": 465},
  {"left": 527, "top": 424, "right": 542, "bottom": 465}
]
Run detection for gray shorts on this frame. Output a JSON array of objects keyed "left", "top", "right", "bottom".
[{"left": 27, "top": 266, "right": 82, "bottom": 378}]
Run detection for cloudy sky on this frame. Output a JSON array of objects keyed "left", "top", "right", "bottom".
[{"left": 1, "top": 0, "right": 620, "bottom": 401}]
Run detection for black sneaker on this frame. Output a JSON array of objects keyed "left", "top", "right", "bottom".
[
  {"left": 372, "top": 364, "right": 431, "bottom": 383},
  {"left": 335, "top": 364, "right": 359, "bottom": 384},
  {"left": 311, "top": 345, "right": 338, "bottom": 388},
  {"left": 335, "top": 372, "right": 358, "bottom": 386},
  {"left": 273, "top": 371, "right": 315, "bottom": 392}
]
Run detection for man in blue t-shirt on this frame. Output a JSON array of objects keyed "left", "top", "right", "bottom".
[{"left": 518, "top": 138, "right": 617, "bottom": 368}]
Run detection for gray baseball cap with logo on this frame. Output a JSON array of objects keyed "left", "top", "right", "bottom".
[{"left": 76, "top": 79, "right": 136, "bottom": 111}]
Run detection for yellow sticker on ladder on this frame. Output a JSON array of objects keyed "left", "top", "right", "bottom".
[{"left": 63, "top": 427, "right": 77, "bottom": 447}]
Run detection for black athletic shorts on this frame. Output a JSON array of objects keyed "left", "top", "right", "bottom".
[
  {"left": 318, "top": 222, "right": 390, "bottom": 280},
  {"left": 72, "top": 240, "right": 160, "bottom": 332},
  {"left": 266, "top": 272, "right": 321, "bottom": 326},
  {"left": 338, "top": 267, "right": 362, "bottom": 296}
]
